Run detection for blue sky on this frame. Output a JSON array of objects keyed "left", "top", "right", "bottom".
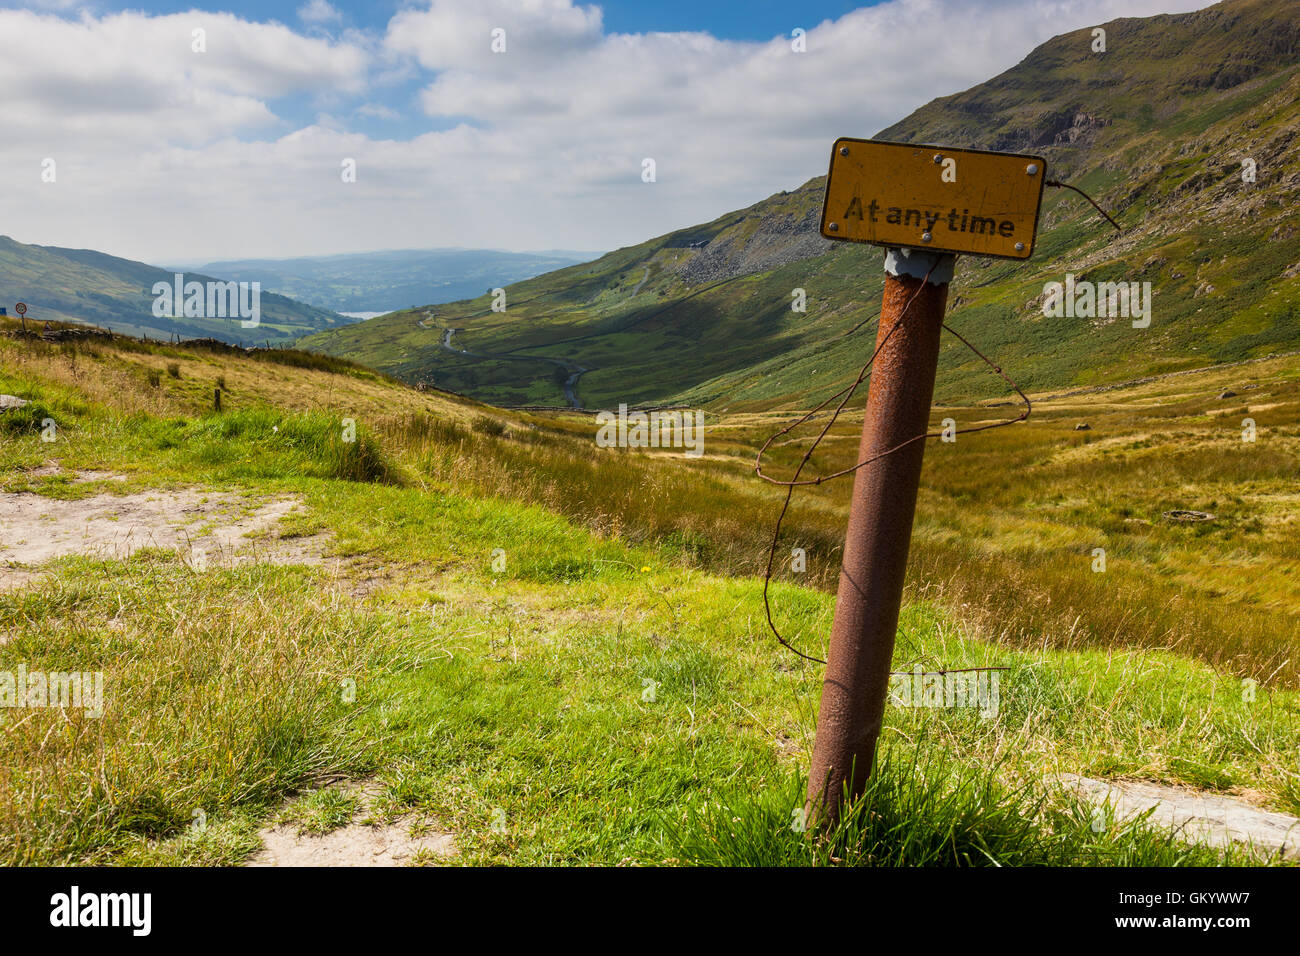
[
  {"left": 0, "top": 0, "right": 1211, "bottom": 263},
  {"left": 518, "top": 0, "right": 874, "bottom": 39},
  {"left": 43, "top": 1, "right": 878, "bottom": 40}
]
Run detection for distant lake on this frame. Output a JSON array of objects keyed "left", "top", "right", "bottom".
[{"left": 339, "top": 311, "right": 389, "bottom": 320}]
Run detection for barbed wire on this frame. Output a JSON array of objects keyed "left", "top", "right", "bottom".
[
  {"left": 1046, "top": 179, "right": 1122, "bottom": 232},
  {"left": 754, "top": 283, "right": 1031, "bottom": 663},
  {"left": 753, "top": 177, "right": 1120, "bottom": 665}
]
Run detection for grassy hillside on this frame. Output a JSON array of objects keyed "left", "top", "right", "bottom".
[
  {"left": 2, "top": 318, "right": 1298, "bottom": 864},
  {"left": 302, "top": 0, "right": 1300, "bottom": 411},
  {"left": 0, "top": 236, "right": 355, "bottom": 346}
]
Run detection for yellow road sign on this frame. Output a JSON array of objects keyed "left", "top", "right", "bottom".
[{"left": 820, "top": 138, "right": 1047, "bottom": 260}]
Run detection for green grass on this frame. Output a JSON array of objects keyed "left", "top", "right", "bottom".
[
  {"left": 2, "top": 331, "right": 1298, "bottom": 866},
  {"left": 669, "top": 752, "right": 1243, "bottom": 867},
  {"left": 0, "top": 557, "right": 383, "bottom": 865}
]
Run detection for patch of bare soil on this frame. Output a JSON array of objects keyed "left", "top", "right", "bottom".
[
  {"left": 11, "top": 462, "right": 125, "bottom": 483},
  {"left": 248, "top": 783, "right": 456, "bottom": 867},
  {"left": 0, "top": 488, "right": 327, "bottom": 590},
  {"left": 1061, "top": 774, "right": 1300, "bottom": 860},
  {"left": 71, "top": 470, "right": 128, "bottom": 484}
]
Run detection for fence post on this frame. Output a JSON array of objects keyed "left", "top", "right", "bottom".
[{"left": 806, "top": 247, "right": 955, "bottom": 824}]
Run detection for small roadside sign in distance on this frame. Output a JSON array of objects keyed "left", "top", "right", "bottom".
[{"left": 820, "top": 138, "right": 1047, "bottom": 260}]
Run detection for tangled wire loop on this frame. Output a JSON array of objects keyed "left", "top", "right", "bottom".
[{"left": 751, "top": 179, "right": 1118, "bottom": 666}]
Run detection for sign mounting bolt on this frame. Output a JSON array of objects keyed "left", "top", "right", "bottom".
[
  {"left": 1015, "top": 242, "right": 1025, "bottom": 251},
  {"left": 932, "top": 154, "right": 943, "bottom": 164},
  {"left": 828, "top": 222, "right": 839, "bottom": 232},
  {"left": 840, "top": 146, "right": 850, "bottom": 156},
  {"left": 1026, "top": 164, "right": 1039, "bottom": 175},
  {"left": 921, "top": 232, "right": 933, "bottom": 242}
]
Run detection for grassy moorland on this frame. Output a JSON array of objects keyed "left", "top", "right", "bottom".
[{"left": 0, "top": 323, "right": 1297, "bottom": 865}]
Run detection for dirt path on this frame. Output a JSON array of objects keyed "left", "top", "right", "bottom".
[
  {"left": 248, "top": 780, "right": 456, "bottom": 867},
  {"left": 0, "top": 484, "right": 324, "bottom": 588}
]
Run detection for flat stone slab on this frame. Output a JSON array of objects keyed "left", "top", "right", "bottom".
[
  {"left": 1061, "top": 774, "right": 1300, "bottom": 860},
  {"left": 0, "top": 395, "right": 30, "bottom": 409}
]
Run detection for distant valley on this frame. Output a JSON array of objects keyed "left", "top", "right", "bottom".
[
  {"left": 190, "top": 248, "right": 601, "bottom": 315},
  {"left": 0, "top": 238, "right": 600, "bottom": 349},
  {"left": 0, "top": 236, "right": 350, "bottom": 347}
]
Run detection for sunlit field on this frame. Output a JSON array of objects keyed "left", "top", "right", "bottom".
[{"left": 3, "top": 324, "right": 1297, "bottom": 865}]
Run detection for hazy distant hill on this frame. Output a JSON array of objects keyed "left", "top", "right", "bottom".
[
  {"left": 0, "top": 236, "right": 352, "bottom": 346},
  {"left": 192, "top": 249, "right": 600, "bottom": 315},
  {"left": 302, "top": 0, "right": 1300, "bottom": 410}
]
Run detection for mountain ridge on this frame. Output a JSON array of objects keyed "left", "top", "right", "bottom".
[{"left": 0, "top": 235, "right": 353, "bottom": 346}]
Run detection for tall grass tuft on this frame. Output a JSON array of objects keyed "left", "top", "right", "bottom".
[
  {"left": 666, "top": 747, "right": 1244, "bottom": 867},
  {"left": 0, "top": 561, "right": 390, "bottom": 865},
  {"left": 186, "top": 409, "right": 393, "bottom": 484}
]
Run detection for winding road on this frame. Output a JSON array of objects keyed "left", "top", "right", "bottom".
[
  {"left": 426, "top": 318, "right": 589, "bottom": 409},
  {"left": 413, "top": 265, "right": 651, "bottom": 410},
  {"left": 629, "top": 266, "right": 650, "bottom": 298}
]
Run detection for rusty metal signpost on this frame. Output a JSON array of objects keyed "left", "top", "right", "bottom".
[{"left": 807, "top": 139, "right": 1047, "bottom": 823}]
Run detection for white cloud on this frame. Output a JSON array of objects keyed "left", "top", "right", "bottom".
[
  {"left": 0, "top": 0, "right": 1215, "bottom": 266},
  {"left": 299, "top": 0, "right": 343, "bottom": 25},
  {"left": 356, "top": 102, "right": 402, "bottom": 120},
  {"left": 0, "top": 10, "right": 368, "bottom": 147},
  {"left": 386, "top": 0, "right": 604, "bottom": 71}
]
